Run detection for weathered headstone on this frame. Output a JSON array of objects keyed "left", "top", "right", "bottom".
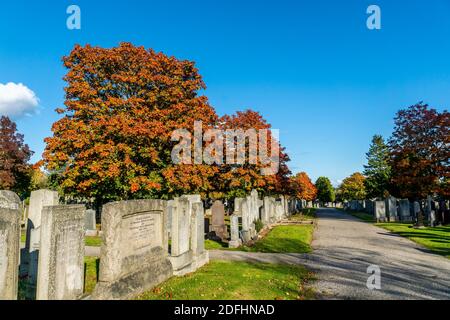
[
  {"left": 84, "top": 209, "right": 97, "bottom": 236},
  {"left": 365, "top": 200, "right": 374, "bottom": 215},
  {"left": 92, "top": 199, "right": 172, "bottom": 300},
  {"left": 275, "top": 200, "right": 284, "bottom": 222},
  {"left": 190, "top": 201, "right": 209, "bottom": 270},
  {"left": 385, "top": 196, "right": 398, "bottom": 221},
  {"left": 168, "top": 197, "right": 192, "bottom": 275},
  {"left": 0, "top": 190, "right": 21, "bottom": 210},
  {"left": 398, "top": 199, "right": 412, "bottom": 222},
  {"left": 25, "top": 189, "right": 59, "bottom": 299},
  {"left": 0, "top": 193, "right": 21, "bottom": 300},
  {"left": 36, "top": 205, "right": 85, "bottom": 300},
  {"left": 228, "top": 214, "right": 241, "bottom": 248},
  {"left": 211, "top": 200, "right": 228, "bottom": 240},
  {"left": 374, "top": 201, "right": 387, "bottom": 222}
]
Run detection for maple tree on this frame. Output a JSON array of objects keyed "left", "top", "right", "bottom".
[
  {"left": 290, "top": 172, "right": 317, "bottom": 201},
  {"left": 0, "top": 116, "right": 33, "bottom": 197},
  {"left": 43, "top": 43, "right": 218, "bottom": 204},
  {"left": 338, "top": 172, "right": 366, "bottom": 201},
  {"left": 363, "top": 135, "right": 391, "bottom": 199},
  {"left": 388, "top": 103, "right": 449, "bottom": 201},
  {"left": 215, "top": 110, "right": 291, "bottom": 199}
]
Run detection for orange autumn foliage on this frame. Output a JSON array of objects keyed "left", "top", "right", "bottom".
[
  {"left": 43, "top": 43, "right": 218, "bottom": 203},
  {"left": 290, "top": 172, "right": 317, "bottom": 201}
]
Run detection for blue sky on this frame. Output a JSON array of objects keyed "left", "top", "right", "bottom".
[{"left": 1, "top": 0, "right": 449, "bottom": 185}]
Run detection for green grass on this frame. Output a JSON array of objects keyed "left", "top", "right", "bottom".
[
  {"left": 135, "top": 260, "right": 316, "bottom": 300},
  {"left": 290, "top": 208, "right": 317, "bottom": 221},
  {"left": 204, "top": 239, "right": 228, "bottom": 250},
  {"left": 239, "top": 225, "right": 314, "bottom": 253},
  {"left": 336, "top": 208, "right": 375, "bottom": 222},
  {"left": 376, "top": 223, "right": 450, "bottom": 259},
  {"left": 20, "top": 230, "right": 26, "bottom": 243},
  {"left": 85, "top": 236, "right": 102, "bottom": 247},
  {"left": 84, "top": 257, "right": 99, "bottom": 294}
]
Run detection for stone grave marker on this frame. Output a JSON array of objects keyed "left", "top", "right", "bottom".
[
  {"left": 25, "top": 189, "right": 59, "bottom": 299},
  {"left": 85, "top": 209, "right": 97, "bottom": 236},
  {"left": 36, "top": 205, "right": 85, "bottom": 300},
  {"left": 211, "top": 200, "right": 228, "bottom": 240},
  {"left": 92, "top": 199, "right": 172, "bottom": 300},
  {"left": 0, "top": 192, "right": 21, "bottom": 300}
]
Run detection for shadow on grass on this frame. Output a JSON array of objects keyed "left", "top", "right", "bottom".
[{"left": 377, "top": 224, "right": 450, "bottom": 258}]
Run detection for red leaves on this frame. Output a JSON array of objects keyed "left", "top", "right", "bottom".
[{"left": 389, "top": 103, "right": 449, "bottom": 199}]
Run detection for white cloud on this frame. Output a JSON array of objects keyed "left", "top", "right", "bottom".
[{"left": 0, "top": 82, "right": 39, "bottom": 118}]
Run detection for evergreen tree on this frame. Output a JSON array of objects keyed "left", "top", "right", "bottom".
[{"left": 363, "top": 135, "right": 391, "bottom": 199}]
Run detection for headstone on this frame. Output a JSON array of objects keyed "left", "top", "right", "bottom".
[
  {"left": 36, "top": 205, "right": 85, "bottom": 300},
  {"left": 262, "top": 197, "right": 272, "bottom": 225},
  {"left": 92, "top": 199, "right": 172, "bottom": 300},
  {"left": 168, "top": 197, "right": 192, "bottom": 275},
  {"left": 275, "top": 200, "right": 284, "bottom": 222},
  {"left": 398, "top": 199, "right": 412, "bottom": 222},
  {"left": 25, "top": 189, "right": 59, "bottom": 299},
  {"left": 425, "top": 196, "right": 433, "bottom": 222},
  {"left": 190, "top": 201, "right": 209, "bottom": 270},
  {"left": 0, "top": 199, "right": 21, "bottom": 300},
  {"left": 374, "top": 201, "right": 387, "bottom": 222},
  {"left": 365, "top": 200, "right": 374, "bottom": 215},
  {"left": 385, "top": 196, "right": 398, "bottom": 221},
  {"left": 84, "top": 209, "right": 97, "bottom": 236},
  {"left": 228, "top": 214, "right": 241, "bottom": 248},
  {"left": 168, "top": 195, "right": 207, "bottom": 276},
  {"left": 211, "top": 200, "right": 228, "bottom": 240},
  {"left": 413, "top": 201, "right": 421, "bottom": 219},
  {"left": 0, "top": 190, "right": 21, "bottom": 210}
]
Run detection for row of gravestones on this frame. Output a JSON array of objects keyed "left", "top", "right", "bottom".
[
  {"left": 0, "top": 190, "right": 209, "bottom": 300},
  {"left": 226, "top": 190, "right": 301, "bottom": 248},
  {"left": 345, "top": 197, "right": 450, "bottom": 225},
  {"left": 0, "top": 189, "right": 84, "bottom": 300}
]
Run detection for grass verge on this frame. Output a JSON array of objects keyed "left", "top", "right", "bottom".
[
  {"left": 84, "top": 257, "right": 99, "bottom": 294},
  {"left": 376, "top": 223, "right": 450, "bottom": 259},
  {"left": 337, "top": 208, "right": 375, "bottom": 223},
  {"left": 239, "top": 224, "right": 314, "bottom": 254},
  {"left": 135, "top": 260, "right": 316, "bottom": 300}
]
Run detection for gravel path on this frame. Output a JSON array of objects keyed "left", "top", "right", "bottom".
[{"left": 210, "top": 208, "right": 450, "bottom": 300}]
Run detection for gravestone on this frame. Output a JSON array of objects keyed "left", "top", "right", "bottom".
[
  {"left": 275, "top": 200, "right": 284, "bottom": 222},
  {"left": 190, "top": 201, "right": 209, "bottom": 270},
  {"left": 36, "top": 205, "right": 85, "bottom": 300},
  {"left": 412, "top": 201, "right": 420, "bottom": 220},
  {"left": 228, "top": 214, "right": 241, "bottom": 248},
  {"left": 25, "top": 189, "right": 59, "bottom": 299},
  {"left": 0, "top": 190, "right": 21, "bottom": 210},
  {"left": 262, "top": 197, "right": 273, "bottom": 225},
  {"left": 211, "top": 200, "right": 228, "bottom": 240},
  {"left": 385, "top": 196, "right": 398, "bottom": 221},
  {"left": 365, "top": 200, "right": 374, "bottom": 215},
  {"left": 425, "top": 196, "right": 433, "bottom": 223},
  {"left": 374, "top": 201, "right": 387, "bottom": 222},
  {"left": 398, "top": 199, "right": 412, "bottom": 222},
  {"left": 0, "top": 193, "right": 21, "bottom": 300},
  {"left": 168, "top": 197, "right": 193, "bottom": 275},
  {"left": 92, "top": 199, "right": 172, "bottom": 300},
  {"left": 85, "top": 209, "right": 97, "bottom": 236}
]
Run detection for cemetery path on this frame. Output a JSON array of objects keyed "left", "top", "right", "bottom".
[{"left": 210, "top": 208, "right": 450, "bottom": 300}]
